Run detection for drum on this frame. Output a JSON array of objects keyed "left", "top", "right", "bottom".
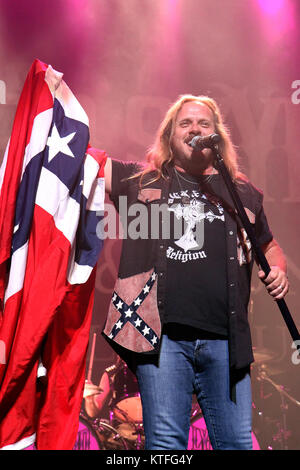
[
  {"left": 24, "top": 415, "right": 128, "bottom": 450},
  {"left": 73, "top": 416, "right": 102, "bottom": 450},
  {"left": 188, "top": 413, "right": 213, "bottom": 450},
  {"left": 114, "top": 421, "right": 145, "bottom": 450},
  {"left": 73, "top": 416, "right": 128, "bottom": 450},
  {"left": 111, "top": 363, "right": 143, "bottom": 423},
  {"left": 188, "top": 413, "right": 260, "bottom": 450},
  {"left": 94, "top": 420, "right": 129, "bottom": 450}
]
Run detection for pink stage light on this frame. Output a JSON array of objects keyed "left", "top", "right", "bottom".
[
  {"left": 156, "top": 0, "right": 183, "bottom": 67},
  {"left": 257, "top": 0, "right": 286, "bottom": 15},
  {"left": 256, "top": 0, "right": 295, "bottom": 42},
  {"left": 161, "top": 0, "right": 181, "bottom": 29}
]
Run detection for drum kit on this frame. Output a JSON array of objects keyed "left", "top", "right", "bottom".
[
  {"left": 250, "top": 347, "right": 300, "bottom": 450},
  {"left": 75, "top": 333, "right": 145, "bottom": 450},
  {"left": 74, "top": 335, "right": 300, "bottom": 451},
  {"left": 76, "top": 361, "right": 144, "bottom": 450}
]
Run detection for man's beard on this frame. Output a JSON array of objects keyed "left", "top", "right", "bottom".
[{"left": 173, "top": 147, "right": 214, "bottom": 175}]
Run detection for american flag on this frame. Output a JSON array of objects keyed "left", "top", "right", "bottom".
[{"left": 0, "top": 60, "right": 106, "bottom": 449}]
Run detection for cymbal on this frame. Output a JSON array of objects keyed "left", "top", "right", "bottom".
[
  {"left": 83, "top": 381, "right": 103, "bottom": 398},
  {"left": 253, "top": 348, "right": 275, "bottom": 363}
]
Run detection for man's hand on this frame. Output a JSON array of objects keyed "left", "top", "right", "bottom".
[{"left": 258, "top": 265, "right": 289, "bottom": 300}]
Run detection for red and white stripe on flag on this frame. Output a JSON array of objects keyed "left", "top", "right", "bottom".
[{"left": 0, "top": 59, "right": 107, "bottom": 449}]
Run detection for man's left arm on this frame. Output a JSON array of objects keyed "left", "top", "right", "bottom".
[{"left": 258, "top": 238, "right": 289, "bottom": 300}]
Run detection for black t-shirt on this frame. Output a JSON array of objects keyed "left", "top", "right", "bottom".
[
  {"left": 108, "top": 159, "right": 274, "bottom": 368},
  {"left": 165, "top": 169, "right": 229, "bottom": 335}
]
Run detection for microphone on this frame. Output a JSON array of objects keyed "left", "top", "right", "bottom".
[{"left": 188, "top": 133, "right": 221, "bottom": 150}]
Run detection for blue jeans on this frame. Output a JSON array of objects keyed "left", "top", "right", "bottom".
[{"left": 135, "top": 326, "right": 252, "bottom": 450}]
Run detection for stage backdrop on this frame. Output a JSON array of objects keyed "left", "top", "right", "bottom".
[{"left": 0, "top": 0, "right": 299, "bottom": 450}]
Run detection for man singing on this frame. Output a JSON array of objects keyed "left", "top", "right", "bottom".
[{"left": 101, "top": 94, "right": 289, "bottom": 450}]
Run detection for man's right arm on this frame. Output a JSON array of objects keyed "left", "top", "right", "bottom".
[
  {"left": 104, "top": 158, "right": 143, "bottom": 197},
  {"left": 104, "top": 156, "right": 112, "bottom": 194}
]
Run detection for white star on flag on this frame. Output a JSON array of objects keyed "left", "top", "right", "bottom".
[
  {"left": 47, "top": 124, "right": 76, "bottom": 162},
  {"left": 125, "top": 308, "right": 133, "bottom": 318},
  {"left": 143, "top": 285, "right": 150, "bottom": 294},
  {"left": 112, "top": 293, "right": 117, "bottom": 302},
  {"left": 151, "top": 336, "right": 157, "bottom": 345},
  {"left": 115, "top": 320, "right": 123, "bottom": 329},
  {"left": 151, "top": 273, "right": 156, "bottom": 281},
  {"left": 142, "top": 326, "right": 150, "bottom": 336},
  {"left": 134, "top": 297, "right": 142, "bottom": 306},
  {"left": 134, "top": 318, "right": 142, "bottom": 327},
  {"left": 116, "top": 300, "right": 123, "bottom": 310}
]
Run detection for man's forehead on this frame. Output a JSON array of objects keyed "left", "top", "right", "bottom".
[{"left": 176, "top": 101, "right": 213, "bottom": 120}]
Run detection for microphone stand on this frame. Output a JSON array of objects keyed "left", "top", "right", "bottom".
[{"left": 212, "top": 144, "right": 300, "bottom": 350}]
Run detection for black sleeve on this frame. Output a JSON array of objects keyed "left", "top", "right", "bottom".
[
  {"left": 110, "top": 159, "right": 144, "bottom": 201},
  {"left": 244, "top": 180, "right": 273, "bottom": 247},
  {"left": 255, "top": 203, "right": 273, "bottom": 246}
]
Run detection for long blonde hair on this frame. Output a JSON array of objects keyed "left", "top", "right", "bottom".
[{"left": 133, "top": 94, "right": 242, "bottom": 187}]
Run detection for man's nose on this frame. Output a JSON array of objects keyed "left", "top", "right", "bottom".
[{"left": 189, "top": 122, "right": 201, "bottom": 135}]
